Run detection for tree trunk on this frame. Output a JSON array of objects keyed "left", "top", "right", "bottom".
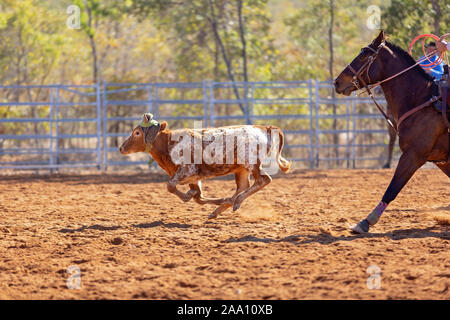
[
  {"left": 86, "top": 4, "right": 98, "bottom": 84},
  {"left": 430, "top": 0, "right": 441, "bottom": 36},
  {"left": 208, "top": 0, "right": 245, "bottom": 115},
  {"left": 329, "top": 0, "right": 338, "bottom": 166},
  {"left": 237, "top": 0, "right": 250, "bottom": 124}
]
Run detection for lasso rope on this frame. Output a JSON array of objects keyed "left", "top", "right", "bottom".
[{"left": 408, "top": 33, "right": 449, "bottom": 70}]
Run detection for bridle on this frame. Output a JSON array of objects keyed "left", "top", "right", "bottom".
[
  {"left": 345, "top": 41, "right": 443, "bottom": 134},
  {"left": 346, "top": 41, "right": 398, "bottom": 132},
  {"left": 347, "top": 43, "right": 383, "bottom": 91}
]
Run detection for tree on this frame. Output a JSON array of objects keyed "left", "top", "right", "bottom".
[
  {"left": 0, "top": 0, "right": 66, "bottom": 146},
  {"left": 73, "top": 0, "right": 126, "bottom": 84},
  {"left": 382, "top": 0, "right": 450, "bottom": 49},
  {"left": 285, "top": 0, "right": 363, "bottom": 165},
  {"left": 129, "top": 0, "right": 276, "bottom": 121}
]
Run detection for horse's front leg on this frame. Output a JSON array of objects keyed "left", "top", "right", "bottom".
[{"left": 351, "top": 150, "right": 427, "bottom": 233}]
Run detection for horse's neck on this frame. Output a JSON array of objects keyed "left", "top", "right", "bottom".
[{"left": 380, "top": 60, "right": 433, "bottom": 121}]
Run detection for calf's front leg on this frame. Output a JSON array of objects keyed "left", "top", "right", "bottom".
[
  {"left": 167, "top": 165, "right": 199, "bottom": 202},
  {"left": 189, "top": 181, "right": 230, "bottom": 206}
]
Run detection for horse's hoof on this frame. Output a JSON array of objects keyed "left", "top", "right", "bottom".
[
  {"left": 382, "top": 163, "right": 390, "bottom": 169},
  {"left": 350, "top": 219, "right": 370, "bottom": 234}
]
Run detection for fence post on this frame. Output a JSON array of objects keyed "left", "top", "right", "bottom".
[
  {"left": 308, "top": 79, "right": 314, "bottom": 169},
  {"left": 203, "top": 80, "right": 208, "bottom": 127},
  {"left": 96, "top": 83, "right": 101, "bottom": 170},
  {"left": 314, "top": 80, "right": 320, "bottom": 168},
  {"left": 245, "top": 82, "right": 250, "bottom": 125},
  {"left": 49, "top": 87, "right": 54, "bottom": 171},
  {"left": 209, "top": 81, "right": 214, "bottom": 127},
  {"left": 55, "top": 86, "right": 60, "bottom": 172},
  {"left": 351, "top": 95, "right": 356, "bottom": 168},
  {"left": 147, "top": 84, "right": 153, "bottom": 115},
  {"left": 346, "top": 97, "right": 351, "bottom": 169},
  {"left": 249, "top": 82, "right": 254, "bottom": 125},
  {"left": 154, "top": 85, "right": 159, "bottom": 119},
  {"left": 102, "top": 83, "right": 108, "bottom": 171}
]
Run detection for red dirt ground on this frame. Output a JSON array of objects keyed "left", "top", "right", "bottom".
[{"left": 0, "top": 169, "right": 448, "bottom": 299}]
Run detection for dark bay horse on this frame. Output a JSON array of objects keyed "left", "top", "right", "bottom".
[{"left": 334, "top": 30, "right": 449, "bottom": 233}]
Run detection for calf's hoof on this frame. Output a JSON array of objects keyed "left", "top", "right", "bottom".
[
  {"left": 208, "top": 212, "right": 218, "bottom": 219},
  {"left": 232, "top": 195, "right": 244, "bottom": 212},
  {"left": 350, "top": 219, "right": 370, "bottom": 234}
]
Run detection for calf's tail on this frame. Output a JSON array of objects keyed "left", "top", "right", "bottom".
[{"left": 275, "top": 129, "right": 291, "bottom": 173}]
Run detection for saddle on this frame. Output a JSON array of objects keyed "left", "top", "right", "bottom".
[
  {"left": 432, "top": 89, "right": 450, "bottom": 112},
  {"left": 432, "top": 65, "right": 450, "bottom": 129}
]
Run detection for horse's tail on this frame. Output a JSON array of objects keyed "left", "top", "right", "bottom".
[{"left": 275, "top": 129, "right": 291, "bottom": 173}]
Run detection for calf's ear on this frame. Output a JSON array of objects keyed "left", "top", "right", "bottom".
[{"left": 159, "top": 121, "right": 167, "bottom": 131}]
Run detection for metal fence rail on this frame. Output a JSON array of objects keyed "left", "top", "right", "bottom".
[
  {"left": 0, "top": 84, "right": 101, "bottom": 170},
  {"left": 314, "top": 81, "right": 391, "bottom": 168},
  {"left": 0, "top": 80, "right": 396, "bottom": 172}
]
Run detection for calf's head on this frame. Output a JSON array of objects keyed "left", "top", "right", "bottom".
[{"left": 119, "top": 113, "right": 167, "bottom": 154}]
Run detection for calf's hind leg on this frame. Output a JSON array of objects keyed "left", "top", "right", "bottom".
[
  {"left": 232, "top": 166, "right": 272, "bottom": 212},
  {"left": 208, "top": 170, "right": 250, "bottom": 219}
]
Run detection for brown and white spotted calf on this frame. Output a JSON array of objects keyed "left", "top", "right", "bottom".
[{"left": 119, "top": 113, "right": 291, "bottom": 218}]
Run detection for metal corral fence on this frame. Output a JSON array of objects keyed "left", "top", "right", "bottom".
[{"left": 0, "top": 81, "right": 398, "bottom": 172}]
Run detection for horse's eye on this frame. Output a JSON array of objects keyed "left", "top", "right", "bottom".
[{"left": 135, "top": 131, "right": 140, "bottom": 136}]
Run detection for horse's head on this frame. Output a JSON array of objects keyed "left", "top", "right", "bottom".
[{"left": 334, "top": 30, "right": 389, "bottom": 96}]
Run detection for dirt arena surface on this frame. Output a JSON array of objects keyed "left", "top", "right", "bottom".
[{"left": 0, "top": 168, "right": 448, "bottom": 300}]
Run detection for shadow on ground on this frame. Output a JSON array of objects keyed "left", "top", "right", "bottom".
[
  {"left": 59, "top": 220, "right": 192, "bottom": 233},
  {"left": 225, "top": 226, "right": 450, "bottom": 245}
]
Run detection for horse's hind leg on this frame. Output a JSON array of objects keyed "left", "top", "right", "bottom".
[
  {"left": 208, "top": 170, "right": 250, "bottom": 219},
  {"left": 351, "top": 150, "right": 427, "bottom": 234}
]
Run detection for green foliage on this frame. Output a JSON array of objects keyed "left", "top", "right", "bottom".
[
  {"left": 0, "top": 0, "right": 447, "bottom": 86},
  {"left": 0, "top": 0, "right": 66, "bottom": 85},
  {"left": 383, "top": 0, "right": 450, "bottom": 52}
]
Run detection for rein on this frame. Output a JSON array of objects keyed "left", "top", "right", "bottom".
[
  {"left": 347, "top": 42, "right": 398, "bottom": 133},
  {"left": 347, "top": 42, "right": 442, "bottom": 135}
]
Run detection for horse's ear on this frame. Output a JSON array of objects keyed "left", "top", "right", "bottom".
[
  {"left": 372, "top": 30, "right": 386, "bottom": 47},
  {"left": 159, "top": 121, "right": 167, "bottom": 131}
]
